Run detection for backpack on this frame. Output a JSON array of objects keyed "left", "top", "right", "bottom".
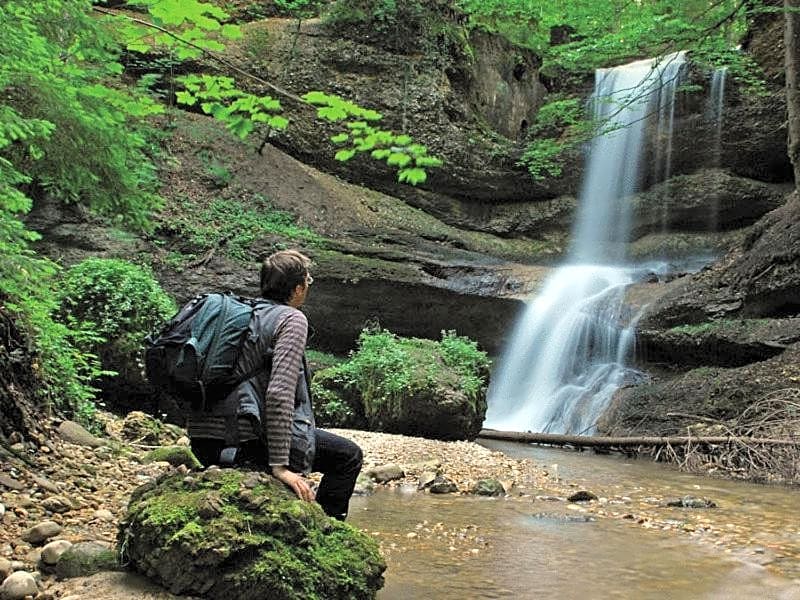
[
  {"left": 145, "top": 293, "right": 257, "bottom": 412},
  {"left": 145, "top": 293, "right": 316, "bottom": 473}
]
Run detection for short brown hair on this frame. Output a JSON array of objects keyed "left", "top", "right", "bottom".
[{"left": 260, "top": 250, "right": 311, "bottom": 302}]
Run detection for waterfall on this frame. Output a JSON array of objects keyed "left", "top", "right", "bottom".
[
  {"left": 706, "top": 67, "right": 727, "bottom": 232},
  {"left": 484, "top": 52, "right": 687, "bottom": 435}
]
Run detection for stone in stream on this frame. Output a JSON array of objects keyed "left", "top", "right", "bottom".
[
  {"left": 417, "top": 471, "right": 438, "bottom": 491},
  {"left": 21, "top": 521, "right": 62, "bottom": 545},
  {"left": 429, "top": 476, "right": 458, "bottom": 494},
  {"left": 470, "top": 479, "right": 506, "bottom": 496},
  {"left": 664, "top": 496, "right": 717, "bottom": 508},
  {"left": 0, "top": 571, "right": 38, "bottom": 600},
  {"left": 366, "top": 464, "right": 405, "bottom": 483},
  {"left": 567, "top": 491, "right": 598, "bottom": 503}
]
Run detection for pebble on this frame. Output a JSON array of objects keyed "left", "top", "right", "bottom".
[
  {"left": 21, "top": 522, "right": 62, "bottom": 545},
  {"left": 41, "top": 540, "right": 72, "bottom": 566},
  {"left": 0, "top": 570, "right": 38, "bottom": 600},
  {"left": 0, "top": 558, "right": 11, "bottom": 579}
]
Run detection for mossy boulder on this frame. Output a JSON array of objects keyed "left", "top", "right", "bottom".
[
  {"left": 143, "top": 446, "right": 203, "bottom": 470},
  {"left": 118, "top": 469, "right": 385, "bottom": 599},
  {"left": 55, "top": 541, "right": 118, "bottom": 580},
  {"left": 314, "top": 329, "right": 490, "bottom": 440}
]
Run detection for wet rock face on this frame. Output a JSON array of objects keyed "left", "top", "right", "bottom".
[
  {"left": 600, "top": 343, "right": 800, "bottom": 437},
  {"left": 628, "top": 169, "right": 788, "bottom": 240},
  {"left": 641, "top": 195, "right": 800, "bottom": 329},
  {"left": 119, "top": 470, "right": 385, "bottom": 600},
  {"left": 637, "top": 317, "right": 800, "bottom": 368}
]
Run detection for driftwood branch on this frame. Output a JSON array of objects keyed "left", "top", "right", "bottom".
[{"left": 478, "top": 429, "right": 800, "bottom": 448}]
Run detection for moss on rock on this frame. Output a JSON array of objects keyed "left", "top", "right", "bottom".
[
  {"left": 143, "top": 446, "right": 203, "bottom": 470},
  {"left": 314, "top": 329, "right": 490, "bottom": 440},
  {"left": 119, "top": 470, "right": 385, "bottom": 599}
]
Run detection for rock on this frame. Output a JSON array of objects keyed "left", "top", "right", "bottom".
[
  {"left": 93, "top": 446, "right": 113, "bottom": 460},
  {"left": 0, "top": 571, "right": 38, "bottom": 600},
  {"left": 366, "top": 464, "right": 405, "bottom": 484},
  {"left": 417, "top": 471, "right": 438, "bottom": 491},
  {"left": 0, "top": 504, "right": 5, "bottom": 518},
  {"left": 353, "top": 474, "right": 375, "bottom": 496},
  {"left": 40, "top": 541, "right": 72, "bottom": 566},
  {"left": 0, "top": 558, "right": 11, "bottom": 579},
  {"left": 120, "top": 471, "right": 385, "bottom": 598},
  {"left": 41, "top": 496, "right": 73, "bottom": 514},
  {"left": 54, "top": 542, "right": 117, "bottom": 580},
  {"left": 665, "top": 496, "right": 717, "bottom": 509},
  {"left": 176, "top": 436, "right": 191, "bottom": 447},
  {"left": 57, "top": 421, "right": 104, "bottom": 448},
  {"left": 429, "top": 476, "right": 458, "bottom": 494},
  {"left": 142, "top": 446, "right": 203, "bottom": 470},
  {"left": 315, "top": 334, "right": 490, "bottom": 441},
  {"left": 0, "top": 475, "right": 25, "bottom": 492},
  {"left": 567, "top": 491, "right": 598, "bottom": 503},
  {"left": 602, "top": 343, "right": 800, "bottom": 436},
  {"left": 120, "top": 411, "right": 166, "bottom": 445},
  {"left": 31, "top": 477, "right": 59, "bottom": 495},
  {"left": 629, "top": 170, "right": 786, "bottom": 241},
  {"left": 93, "top": 509, "right": 114, "bottom": 522},
  {"left": 471, "top": 479, "right": 506, "bottom": 496},
  {"left": 21, "top": 522, "right": 62, "bottom": 545}
]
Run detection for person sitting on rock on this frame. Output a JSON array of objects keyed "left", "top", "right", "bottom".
[{"left": 188, "top": 249, "right": 363, "bottom": 521}]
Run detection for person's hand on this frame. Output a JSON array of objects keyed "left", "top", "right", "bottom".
[{"left": 271, "top": 465, "right": 315, "bottom": 502}]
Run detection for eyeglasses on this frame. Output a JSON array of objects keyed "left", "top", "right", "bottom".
[{"left": 306, "top": 274, "right": 314, "bottom": 286}]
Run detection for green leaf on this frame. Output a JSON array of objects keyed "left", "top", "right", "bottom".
[
  {"left": 335, "top": 149, "right": 357, "bottom": 162},
  {"left": 386, "top": 153, "right": 412, "bottom": 167},
  {"left": 331, "top": 133, "right": 349, "bottom": 144},
  {"left": 398, "top": 168, "right": 427, "bottom": 185},
  {"left": 267, "top": 115, "right": 289, "bottom": 130},
  {"left": 303, "top": 91, "right": 330, "bottom": 105}
]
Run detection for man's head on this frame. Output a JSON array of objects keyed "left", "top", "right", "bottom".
[{"left": 260, "top": 250, "right": 312, "bottom": 307}]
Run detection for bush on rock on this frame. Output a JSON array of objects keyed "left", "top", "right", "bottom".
[
  {"left": 313, "top": 328, "right": 490, "bottom": 440},
  {"left": 118, "top": 469, "right": 385, "bottom": 600}
]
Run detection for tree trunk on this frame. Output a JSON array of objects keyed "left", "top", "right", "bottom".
[
  {"left": 785, "top": 0, "right": 800, "bottom": 184},
  {"left": 478, "top": 429, "right": 800, "bottom": 448}
]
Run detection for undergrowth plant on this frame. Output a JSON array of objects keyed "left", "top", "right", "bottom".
[
  {"left": 56, "top": 258, "right": 176, "bottom": 383},
  {"left": 164, "top": 195, "right": 325, "bottom": 263}
]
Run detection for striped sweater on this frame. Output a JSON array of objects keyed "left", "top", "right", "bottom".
[{"left": 187, "top": 305, "right": 308, "bottom": 466}]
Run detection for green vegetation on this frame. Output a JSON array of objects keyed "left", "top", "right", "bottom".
[
  {"left": 668, "top": 318, "right": 775, "bottom": 336},
  {"left": 314, "top": 328, "right": 490, "bottom": 438},
  {"left": 121, "top": 470, "right": 385, "bottom": 599},
  {"left": 164, "top": 195, "right": 325, "bottom": 264},
  {"left": 56, "top": 258, "right": 176, "bottom": 386}
]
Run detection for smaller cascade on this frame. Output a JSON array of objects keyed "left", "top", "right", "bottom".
[{"left": 705, "top": 67, "right": 728, "bottom": 232}]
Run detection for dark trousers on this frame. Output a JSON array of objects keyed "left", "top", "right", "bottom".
[{"left": 191, "top": 429, "right": 362, "bottom": 521}]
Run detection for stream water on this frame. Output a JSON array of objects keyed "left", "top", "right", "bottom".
[{"left": 352, "top": 442, "right": 800, "bottom": 599}]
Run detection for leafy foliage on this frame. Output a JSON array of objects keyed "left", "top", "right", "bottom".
[
  {"left": 318, "top": 328, "right": 490, "bottom": 423},
  {"left": 176, "top": 75, "right": 289, "bottom": 138},
  {"left": 163, "top": 195, "right": 325, "bottom": 264},
  {"left": 306, "top": 91, "right": 443, "bottom": 185},
  {"left": 56, "top": 258, "right": 177, "bottom": 380},
  {"left": 112, "top": 0, "right": 243, "bottom": 59}
]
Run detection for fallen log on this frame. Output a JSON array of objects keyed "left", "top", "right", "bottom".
[{"left": 478, "top": 429, "right": 800, "bottom": 448}]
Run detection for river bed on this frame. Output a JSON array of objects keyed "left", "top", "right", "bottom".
[{"left": 350, "top": 441, "right": 800, "bottom": 599}]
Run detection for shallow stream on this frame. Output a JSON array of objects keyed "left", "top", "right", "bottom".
[{"left": 351, "top": 441, "right": 800, "bottom": 599}]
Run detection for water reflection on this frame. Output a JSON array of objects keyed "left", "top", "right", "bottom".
[{"left": 349, "top": 443, "right": 800, "bottom": 599}]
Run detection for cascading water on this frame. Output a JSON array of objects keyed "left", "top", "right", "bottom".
[{"left": 485, "top": 52, "right": 687, "bottom": 435}]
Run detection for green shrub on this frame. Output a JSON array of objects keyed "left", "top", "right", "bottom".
[
  {"left": 56, "top": 258, "right": 176, "bottom": 381},
  {"left": 315, "top": 328, "right": 490, "bottom": 439}
]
